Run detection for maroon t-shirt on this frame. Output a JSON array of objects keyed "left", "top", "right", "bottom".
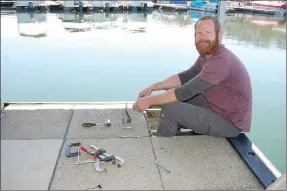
[{"left": 195, "top": 44, "right": 252, "bottom": 132}]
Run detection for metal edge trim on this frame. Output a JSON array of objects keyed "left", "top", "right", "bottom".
[
  {"left": 227, "top": 133, "right": 282, "bottom": 189},
  {"left": 2, "top": 102, "right": 136, "bottom": 110},
  {"left": 142, "top": 111, "right": 153, "bottom": 137},
  {"left": 3, "top": 101, "right": 135, "bottom": 105}
]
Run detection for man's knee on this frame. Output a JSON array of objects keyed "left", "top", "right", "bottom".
[
  {"left": 156, "top": 102, "right": 180, "bottom": 137},
  {"left": 160, "top": 102, "right": 179, "bottom": 118}
]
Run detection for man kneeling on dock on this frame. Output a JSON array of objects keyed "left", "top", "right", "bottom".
[{"left": 132, "top": 16, "right": 252, "bottom": 138}]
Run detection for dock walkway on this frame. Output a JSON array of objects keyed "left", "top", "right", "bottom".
[
  {"left": 232, "top": 6, "right": 275, "bottom": 15},
  {"left": 0, "top": 102, "right": 281, "bottom": 190},
  {"left": 1, "top": 1, "right": 283, "bottom": 16}
]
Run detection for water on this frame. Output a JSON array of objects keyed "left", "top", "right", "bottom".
[{"left": 1, "top": 10, "right": 286, "bottom": 173}]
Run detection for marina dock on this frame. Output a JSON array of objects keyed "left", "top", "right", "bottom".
[
  {"left": 232, "top": 6, "right": 275, "bottom": 15},
  {"left": 1, "top": 0, "right": 285, "bottom": 16},
  {"left": 1, "top": 0, "right": 155, "bottom": 12},
  {"left": 153, "top": 3, "right": 189, "bottom": 12},
  {"left": 1, "top": 102, "right": 284, "bottom": 190}
]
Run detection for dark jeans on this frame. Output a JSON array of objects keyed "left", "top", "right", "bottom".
[{"left": 156, "top": 95, "right": 241, "bottom": 138}]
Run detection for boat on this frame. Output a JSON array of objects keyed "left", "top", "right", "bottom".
[
  {"left": 14, "top": 0, "right": 49, "bottom": 11},
  {"left": 57, "top": 0, "right": 93, "bottom": 11},
  {"left": 0, "top": 0, "right": 15, "bottom": 7},
  {"left": 58, "top": 12, "right": 93, "bottom": 32},
  {"left": 251, "top": 1, "right": 286, "bottom": 16},
  {"left": 0, "top": 102, "right": 285, "bottom": 190},
  {"left": 128, "top": 0, "right": 151, "bottom": 10},
  {"left": 189, "top": 0, "right": 218, "bottom": 13}
]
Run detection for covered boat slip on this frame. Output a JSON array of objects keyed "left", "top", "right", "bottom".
[{"left": 0, "top": 102, "right": 283, "bottom": 190}]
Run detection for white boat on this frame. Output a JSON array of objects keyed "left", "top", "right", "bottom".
[
  {"left": 14, "top": 0, "right": 46, "bottom": 7},
  {"left": 57, "top": 0, "right": 93, "bottom": 9},
  {"left": 129, "top": 0, "right": 148, "bottom": 8},
  {"left": 189, "top": 0, "right": 218, "bottom": 13},
  {"left": 251, "top": 1, "right": 286, "bottom": 16},
  {"left": 92, "top": 0, "right": 117, "bottom": 9}
]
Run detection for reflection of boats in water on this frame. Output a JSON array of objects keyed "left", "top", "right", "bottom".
[
  {"left": 152, "top": 10, "right": 192, "bottom": 27},
  {"left": 58, "top": 13, "right": 92, "bottom": 32},
  {"left": 119, "top": 12, "right": 148, "bottom": 33},
  {"left": 247, "top": 16, "right": 286, "bottom": 34},
  {"left": 57, "top": 12, "right": 148, "bottom": 33},
  {"left": 91, "top": 12, "right": 118, "bottom": 30},
  {"left": 16, "top": 12, "right": 48, "bottom": 37},
  {"left": 248, "top": 17, "right": 284, "bottom": 26},
  {"left": 272, "top": 26, "right": 286, "bottom": 33},
  {"left": 223, "top": 13, "right": 286, "bottom": 49}
]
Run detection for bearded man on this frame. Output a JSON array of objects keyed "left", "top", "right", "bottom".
[{"left": 132, "top": 16, "right": 252, "bottom": 138}]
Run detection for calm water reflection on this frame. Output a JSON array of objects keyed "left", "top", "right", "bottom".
[
  {"left": 8, "top": 11, "right": 286, "bottom": 48},
  {"left": 1, "top": 10, "right": 286, "bottom": 172}
]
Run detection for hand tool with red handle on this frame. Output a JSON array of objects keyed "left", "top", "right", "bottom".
[{"left": 80, "top": 146, "right": 106, "bottom": 159}]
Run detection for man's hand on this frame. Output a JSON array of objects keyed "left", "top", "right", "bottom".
[
  {"left": 137, "top": 87, "right": 153, "bottom": 100},
  {"left": 133, "top": 89, "right": 178, "bottom": 112},
  {"left": 137, "top": 75, "right": 182, "bottom": 100},
  {"left": 133, "top": 97, "right": 151, "bottom": 112}
]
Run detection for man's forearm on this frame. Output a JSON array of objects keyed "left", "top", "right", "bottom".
[
  {"left": 145, "top": 76, "right": 215, "bottom": 108},
  {"left": 150, "top": 75, "right": 181, "bottom": 91},
  {"left": 147, "top": 89, "right": 177, "bottom": 106}
]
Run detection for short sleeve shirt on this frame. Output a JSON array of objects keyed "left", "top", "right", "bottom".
[{"left": 197, "top": 45, "right": 252, "bottom": 132}]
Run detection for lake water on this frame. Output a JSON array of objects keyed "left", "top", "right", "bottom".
[{"left": 1, "top": 10, "right": 286, "bottom": 173}]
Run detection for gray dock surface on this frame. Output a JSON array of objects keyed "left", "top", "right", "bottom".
[{"left": 1, "top": 103, "right": 264, "bottom": 190}]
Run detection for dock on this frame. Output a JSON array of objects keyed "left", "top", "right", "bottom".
[
  {"left": 153, "top": 3, "right": 189, "bottom": 12},
  {"left": 0, "top": 0, "right": 14, "bottom": 7},
  {"left": 232, "top": 6, "right": 275, "bottom": 15},
  {"left": 1, "top": 0, "right": 155, "bottom": 12},
  {"left": 1, "top": 102, "right": 284, "bottom": 190},
  {"left": 0, "top": 1, "right": 283, "bottom": 16}
]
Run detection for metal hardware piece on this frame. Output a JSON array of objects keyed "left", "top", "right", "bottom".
[
  {"left": 90, "top": 145, "right": 125, "bottom": 168},
  {"left": 153, "top": 160, "right": 171, "bottom": 174}
]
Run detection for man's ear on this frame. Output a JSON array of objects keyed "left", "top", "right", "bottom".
[{"left": 218, "top": 30, "right": 223, "bottom": 38}]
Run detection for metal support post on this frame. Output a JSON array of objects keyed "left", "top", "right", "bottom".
[{"left": 217, "top": 1, "right": 227, "bottom": 43}]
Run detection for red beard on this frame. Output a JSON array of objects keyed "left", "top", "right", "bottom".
[{"left": 195, "top": 36, "right": 219, "bottom": 56}]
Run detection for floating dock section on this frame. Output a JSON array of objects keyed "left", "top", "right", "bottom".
[{"left": 0, "top": 102, "right": 283, "bottom": 190}]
